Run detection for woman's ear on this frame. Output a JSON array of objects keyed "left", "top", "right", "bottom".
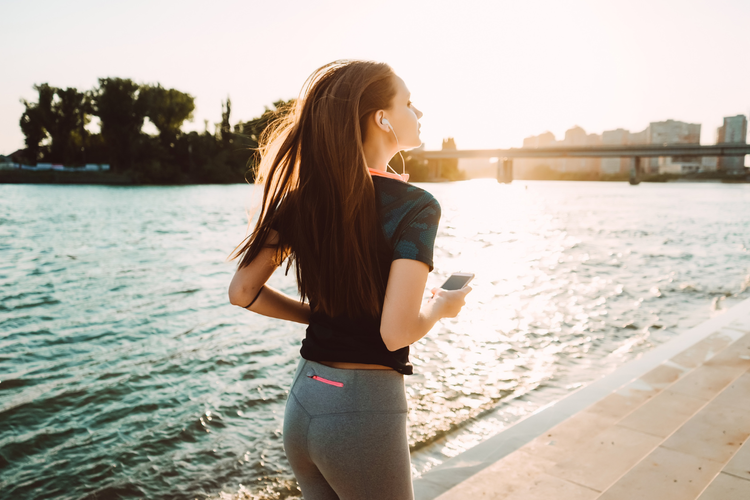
[{"left": 374, "top": 110, "right": 389, "bottom": 133}]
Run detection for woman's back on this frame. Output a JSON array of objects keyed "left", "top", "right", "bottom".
[{"left": 301, "top": 174, "right": 441, "bottom": 374}]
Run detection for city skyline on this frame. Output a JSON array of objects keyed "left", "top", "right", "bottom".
[
  {"left": 517, "top": 114, "right": 747, "bottom": 172},
  {"left": 1, "top": 0, "right": 749, "bottom": 156},
  {"left": 454, "top": 114, "right": 748, "bottom": 179}
]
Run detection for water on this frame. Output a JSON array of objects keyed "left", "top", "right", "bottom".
[{"left": 2, "top": 181, "right": 750, "bottom": 500}]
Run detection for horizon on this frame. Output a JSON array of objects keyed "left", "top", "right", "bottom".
[{"left": 2, "top": 0, "right": 749, "bottom": 157}]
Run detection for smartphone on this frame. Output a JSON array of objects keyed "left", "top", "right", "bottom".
[{"left": 440, "top": 272, "right": 474, "bottom": 290}]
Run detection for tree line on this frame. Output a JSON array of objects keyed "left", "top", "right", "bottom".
[
  {"left": 17, "top": 78, "right": 458, "bottom": 183},
  {"left": 18, "top": 78, "right": 292, "bottom": 183}
]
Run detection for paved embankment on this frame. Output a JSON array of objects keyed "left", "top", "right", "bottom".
[{"left": 414, "top": 297, "right": 750, "bottom": 500}]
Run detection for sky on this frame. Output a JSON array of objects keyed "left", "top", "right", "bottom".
[{"left": 1, "top": 0, "right": 749, "bottom": 155}]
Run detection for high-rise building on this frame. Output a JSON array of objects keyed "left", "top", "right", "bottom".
[
  {"left": 629, "top": 127, "right": 650, "bottom": 174},
  {"left": 584, "top": 133, "right": 602, "bottom": 174},
  {"left": 523, "top": 131, "right": 556, "bottom": 148},
  {"left": 717, "top": 115, "right": 748, "bottom": 173},
  {"left": 601, "top": 128, "right": 630, "bottom": 175},
  {"left": 517, "top": 131, "right": 559, "bottom": 177},
  {"left": 517, "top": 127, "right": 601, "bottom": 176},
  {"left": 629, "top": 127, "right": 649, "bottom": 145},
  {"left": 644, "top": 119, "right": 701, "bottom": 174},
  {"left": 560, "top": 126, "right": 592, "bottom": 173}
]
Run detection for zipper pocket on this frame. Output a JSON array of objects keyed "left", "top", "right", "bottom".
[{"left": 308, "top": 375, "right": 344, "bottom": 387}]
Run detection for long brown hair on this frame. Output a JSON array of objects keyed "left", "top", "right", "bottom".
[{"left": 231, "top": 60, "right": 398, "bottom": 318}]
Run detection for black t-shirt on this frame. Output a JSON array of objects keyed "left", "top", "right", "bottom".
[{"left": 279, "top": 175, "right": 441, "bottom": 375}]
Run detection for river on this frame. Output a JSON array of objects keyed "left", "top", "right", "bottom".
[{"left": 2, "top": 180, "right": 750, "bottom": 499}]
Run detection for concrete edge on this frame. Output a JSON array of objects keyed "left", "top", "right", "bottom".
[{"left": 413, "top": 297, "right": 750, "bottom": 500}]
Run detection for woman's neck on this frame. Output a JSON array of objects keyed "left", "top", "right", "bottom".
[{"left": 363, "top": 137, "right": 394, "bottom": 173}]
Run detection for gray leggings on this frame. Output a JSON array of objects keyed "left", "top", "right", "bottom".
[{"left": 283, "top": 358, "right": 413, "bottom": 500}]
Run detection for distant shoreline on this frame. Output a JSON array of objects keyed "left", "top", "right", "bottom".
[
  {"left": 2, "top": 169, "right": 748, "bottom": 185},
  {"left": 0, "top": 169, "right": 247, "bottom": 186}
]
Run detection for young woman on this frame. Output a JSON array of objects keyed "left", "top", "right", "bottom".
[{"left": 228, "top": 60, "right": 471, "bottom": 500}]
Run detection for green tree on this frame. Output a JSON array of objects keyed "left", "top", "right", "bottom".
[
  {"left": 219, "top": 96, "right": 232, "bottom": 148},
  {"left": 17, "top": 77, "right": 301, "bottom": 183},
  {"left": 19, "top": 84, "right": 55, "bottom": 164},
  {"left": 241, "top": 99, "right": 295, "bottom": 147},
  {"left": 240, "top": 99, "right": 296, "bottom": 171},
  {"left": 19, "top": 84, "right": 92, "bottom": 166},
  {"left": 19, "top": 103, "right": 47, "bottom": 165},
  {"left": 51, "top": 87, "right": 91, "bottom": 165},
  {"left": 141, "top": 84, "right": 195, "bottom": 150},
  {"left": 92, "top": 78, "right": 148, "bottom": 172}
]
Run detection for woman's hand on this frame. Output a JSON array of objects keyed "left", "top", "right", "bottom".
[{"left": 429, "top": 286, "right": 472, "bottom": 319}]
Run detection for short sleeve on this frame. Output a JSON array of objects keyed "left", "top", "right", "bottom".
[{"left": 392, "top": 197, "right": 441, "bottom": 271}]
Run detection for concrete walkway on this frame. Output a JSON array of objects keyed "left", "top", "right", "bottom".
[{"left": 415, "top": 299, "right": 750, "bottom": 499}]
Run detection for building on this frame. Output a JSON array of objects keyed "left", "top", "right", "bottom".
[
  {"left": 601, "top": 128, "right": 630, "bottom": 175},
  {"left": 717, "top": 115, "right": 748, "bottom": 173},
  {"left": 629, "top": 127, "right": 649, "bottom": 145},
  {"left": 516, "top": 131, "right": 557, "bottom": 178},
  {"left": 658, "top": 156, "right": 702, "bottom": 175},
  {"left": 516, "top": 127, "right": 601, "bottom": 177},
  {"left": 559, "top": 126, "right": 602, "bottom": 174},
  {"left": 559, "top": 126, "right": 586, "bottom": 173},
  {"left": 524, "top": 131, "right": 556, "bottom": 148},
  {"left": 701, "top": 156, "right": 719, "bottom": 171},
  {"left": 640, "top": 119, "right": 701, "bottom": 174}
]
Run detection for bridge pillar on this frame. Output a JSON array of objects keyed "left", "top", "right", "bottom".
[
  {"left": 629, "top": 156, "right": 641, "bottom": 185},
  {"left": 497, "top": 158, "right": 513, "bottom": 184}
]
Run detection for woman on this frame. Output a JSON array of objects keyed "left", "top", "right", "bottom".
[{"left": 228, "top": 60, "right": 471, "bottom": 500}]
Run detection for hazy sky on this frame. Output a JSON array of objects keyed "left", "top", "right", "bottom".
[{"left": 1, "top": 0, "right": 748, "bottom": 155}]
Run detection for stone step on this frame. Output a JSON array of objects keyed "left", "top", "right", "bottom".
[
  {"left": 434, "top": 327, "right": 750, "bottom": 500},
  {"left": 596, "top": 340, "right": 750, "bottom": 500},
  {"left": 697, "top": 437, "right": 750, "bottom": 499}
]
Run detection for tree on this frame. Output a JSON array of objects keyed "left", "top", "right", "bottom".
[
  {"left": 92, "top": 78, "right": 148, "bottom": 172},
  {"left": 141, "top": 84, "right": 195, "bottom": 150},
  {"left": 17, "top": 76, "right": 299, "bottom": 183},
  {"left": 235, "top": 99, "right": 295, "bottom": 179},
  {"left": 19, "top": 84, "right": 92, "bottom": 166},
  {"left": 50, "top": 87, "right": 91, "bottom": 165},
  {"left": 19, "top": 102, "right": 47, "bottom": 165},
  {"left": 18, "top": 84, "right": 55, "bottom": 164},
  {"left": 219, "top": 96, "right": 232, "bottom": 148}
]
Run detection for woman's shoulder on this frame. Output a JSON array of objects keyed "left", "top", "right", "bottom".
[{"left": 372, "top": 176, "right": 440, "bottom": 211}]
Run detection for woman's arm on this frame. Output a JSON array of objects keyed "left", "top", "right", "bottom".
[
  {"left": 380, "top": 259, "right": 471, "bottom": 351},
  {"left": 228, "top": 229, "right": 311, "bottom": 325}
]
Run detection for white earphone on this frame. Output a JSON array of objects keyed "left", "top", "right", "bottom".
[{"left": 380, "top": 117, "right": 407, "bottom": 180}]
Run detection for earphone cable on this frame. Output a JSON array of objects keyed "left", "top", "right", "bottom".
[{"left": 385, "top": 121, "right": 407, "bottom": 178}]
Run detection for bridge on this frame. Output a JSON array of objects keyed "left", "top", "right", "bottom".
[{"left": 414, "top": 144, "right": 750, "bottom": 184}]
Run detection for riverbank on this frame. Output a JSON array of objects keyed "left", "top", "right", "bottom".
[
  {"left": 0, "top": 169, "right": 135, "bottom": 185},
  {"left": 414, "top": 297, "right": 750, "bottom": 500},
  {"left": 0, "top": 169, "right": 247, "bottom": 185}
]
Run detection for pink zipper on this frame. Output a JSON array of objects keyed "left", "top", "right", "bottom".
[{"left": 308, "top": 375, "right": 344, "bottom": 387}]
